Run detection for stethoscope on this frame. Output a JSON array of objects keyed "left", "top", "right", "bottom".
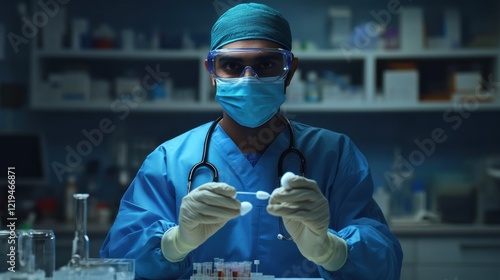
[{"left": 187, "top": 114, "right": 306, "bottom": 240}]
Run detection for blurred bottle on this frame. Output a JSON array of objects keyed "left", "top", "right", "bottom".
[
  {"left": 385, "top": 27, "right": 399, "bottom": 50},
  {"left": 305, "top": 71, "right": 321, "bottom": 102},
  {"left": 412, "top": 180, "right": 427, "bottom": 217},
  {"left": 387, "top": 147, "right": 414, "bottom": 219},
  {"left": 373, "top": 185, "right": 391, "bottom": 220},
  {"left": 65, "top": 175, "right": 78, "bottom": 223},
  {"left": 93, "top": 23, "right": 116, "bottom": 49},
  {"left": 285, "top": 69, "right": 305, "bottom": 104}
]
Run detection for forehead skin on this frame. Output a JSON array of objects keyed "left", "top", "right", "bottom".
[{"left": 221, "top": 39, "right": 283, "bottom": 49}]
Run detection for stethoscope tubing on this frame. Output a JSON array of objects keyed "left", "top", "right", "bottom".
[
  {"left": 187, "top": 115, "right": 306, "bottom": 240},
  {"left": 187, "top": 116, "right": 222, "bottom": 193}
]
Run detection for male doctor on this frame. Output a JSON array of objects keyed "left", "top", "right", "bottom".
[{"left": 101, "top": 3, "right": 403, "bottom": 279}]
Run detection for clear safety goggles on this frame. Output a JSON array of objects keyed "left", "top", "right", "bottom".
[{"left": 207, "top": 48, "right": 293, "bottom": 82}]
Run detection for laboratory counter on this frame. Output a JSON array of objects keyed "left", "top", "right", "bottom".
[
  {"left": 391, "top": 223, "right": 500, "bottom": 280},
  {"left": 32, "top": 222, "right": 500, "bottom": 276},
  {"left": 389, "top": 222, "right": 500, "bottom": 237},
  {"left": 33, "top": 221, "right": 500, "bottom": 236}
]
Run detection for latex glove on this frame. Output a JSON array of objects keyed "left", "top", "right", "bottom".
[
  {"left": 267, "top": 174, "right": 347, "bottom": 271},
  {"left": 162, "top": 182, "right": 241, "bottom": 262}
]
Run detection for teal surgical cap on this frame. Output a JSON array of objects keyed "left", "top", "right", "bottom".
[{"left": 210, "top": 3, "right": 292, "bottom": 50}]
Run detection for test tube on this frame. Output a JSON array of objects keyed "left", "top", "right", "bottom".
[
  {"left": 193, "top": 263, "right": 202, "bottom": 280},
  {"left": 71, "top": 193, "right": 90, "bottom": 265},
  {"left": 254, "top": 260, "right": 260, "bottom": 273},
  {"left": 231, "top": 262, "right": 239, "bottom": 279},
  {"left": 192, "top": 263, "right": 199, "bottom": 276},
  {"left": 214, "top": 258, "right": 224, "bottom": 278},
  {"left": 203, "top": 261, "right": 212, "bottom": 277},
  {"left": 243, "top": 261, "right": 251, "bottom": 277},
  {"left": 224, "top": 263, "right": 231, "bottom": 280}
]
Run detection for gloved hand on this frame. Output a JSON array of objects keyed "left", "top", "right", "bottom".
[
  {"left": 162, "top": 182, "right": 241, "bottom": 262},
  {"left": 267, "top": 174, "right": 348, "bottom": 271}
]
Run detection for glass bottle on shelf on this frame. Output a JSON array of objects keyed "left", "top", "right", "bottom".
[{"left": 305, "top": 71, "right": 322, "bottom": 103}]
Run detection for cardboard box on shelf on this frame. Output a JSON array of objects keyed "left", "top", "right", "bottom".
[
  {"left": 450, "top": 71, "right": 497, "bottom": 103},
  {"left": 399, "top": 7, "right": 424, "bottom": 51},
  {"left": 383, "top": 70, "right": 420, "bottom": 102}
]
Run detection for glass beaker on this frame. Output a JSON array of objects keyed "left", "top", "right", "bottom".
[
  {"left": 0, "top": 230, "right": 13, "bottom": 273},
  {"left": 17, "top": 230, "right": 34, "bottom": 273},
  {"left": 71, "top": 193, "right": 90, "bottom": 264},
  {"left": 0, "top": 230, "right": 46, "bottom": 280},
  {"left": 31, "top": 229, "right": 56, "bottom": 278}
]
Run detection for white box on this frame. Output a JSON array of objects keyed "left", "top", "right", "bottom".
[
  {"left": 383, "top": 70, "right": 419, "bottom": 102},
  {"left": 399, "top": 7, "right": 424, "bottom": 51},
  {"left": 452, "top": 71, "right": 480, "bottom": 94},
  {"left": 115, "top": 78, "right": 142, "bottom": 99},
  {"left": 444, "top": 8, "right": 461, "bottom": 48},
  {"left": 48, "top": 72, "right": 91, "bottom": 101},
  {"left": 61, "top": 72, "right": 91, "bottom": 101},
  {"left": 328, "top": 7, "right": 352, "bottom": 48},
  {"left": 72, "top": 18, "right": 90, "bottom": 50},
  {"left": 90, "top": 79, "right": 111, "bottom": 101},
  {"left": 42, "top": 7, "right": 66, "bottom": 50}
]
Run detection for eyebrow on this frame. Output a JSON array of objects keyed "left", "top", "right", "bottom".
[
  {"left": 217, "top": 56, "right": 245, "bottom": 64},
  {"left": 217, "top": 53, "right": 282, "bottom": 64}
]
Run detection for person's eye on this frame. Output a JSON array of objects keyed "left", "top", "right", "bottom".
[
  {"left": 258, "top": 61, "right": 275, "bottom": 70},
  {"left": 221, "top": 62, "right": 242, "bottom": 73}
]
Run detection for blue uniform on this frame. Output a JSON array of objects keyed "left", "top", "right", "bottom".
[{"left": 100, "top": 120, "right": 403, "bottom": 279}]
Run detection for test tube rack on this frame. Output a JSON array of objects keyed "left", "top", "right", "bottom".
[{"left": 190, "top": 259, "right": 275, "bottom": 280}]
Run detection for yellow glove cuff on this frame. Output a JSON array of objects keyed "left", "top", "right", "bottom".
[
  {"left": 161, "top": 226, "right": 197, "bottom": 263},
  {"left": 313, "top": 233, "right": 348, "bottom": 272}
]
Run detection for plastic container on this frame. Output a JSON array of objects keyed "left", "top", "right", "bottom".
[{"left": 305, "top": 71, "right": 321, "bottom": 102}]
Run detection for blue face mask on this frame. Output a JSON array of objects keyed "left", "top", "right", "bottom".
[{"left": 215, "top": 77, "right": 286, "bottom": 128}]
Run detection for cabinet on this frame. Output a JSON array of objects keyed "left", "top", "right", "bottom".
[{"left": 394, "top": 225, "right": 500, "bottom": 280}]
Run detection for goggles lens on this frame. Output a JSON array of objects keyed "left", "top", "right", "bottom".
[{"left": 208, "top": 48, "right": 292, "bottom": 81}]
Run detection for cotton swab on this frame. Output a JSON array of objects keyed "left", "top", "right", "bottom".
[
  {"left": 236, "top": 191, "right": 270, "bottom": 216},
  {"left": 240, "top": 201, "right": 253, "bottom": 216},
  {"left": 280, "top": 171, "right": 295, "bottom": 190},
  {"left": 236, "top": 172, "right": 296, "bottom": 216},
  {"left": 235, "top": 191, "right": 271, "bottom": 200}
]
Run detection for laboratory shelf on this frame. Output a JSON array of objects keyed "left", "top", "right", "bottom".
[
  {"left": 34, "top": 49, "right": 205, "bottom": 60},
  {"left": 34, "top": 48, "right": 499, "bottom": 60},
  {"left": 29, "top": 100, "right": 222, "bottom": 112},
  {"left": 366, "top": 48, "right": 500, "bottom": 59},
  {"left": 29, "top": 99, "right": 500, "bottom": 113},
  {"left": 30, "top": 49, "right": 499, "bottom": 114},
  {"left": 34, "top": 48, "right": 500, "bottom": 60},
  {"left": 293, "top": 50, "right": 365, "bottom": 60},
  {"left": 283, "top": 101, "right": 500, "bottom": 112},
  {"left": 292, "top": 48, "right": 500, "bottom": 62}
]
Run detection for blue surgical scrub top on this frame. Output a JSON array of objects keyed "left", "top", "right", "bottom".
[{"left": 100, "top": 120, "right": 403, "bottom": 279}]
